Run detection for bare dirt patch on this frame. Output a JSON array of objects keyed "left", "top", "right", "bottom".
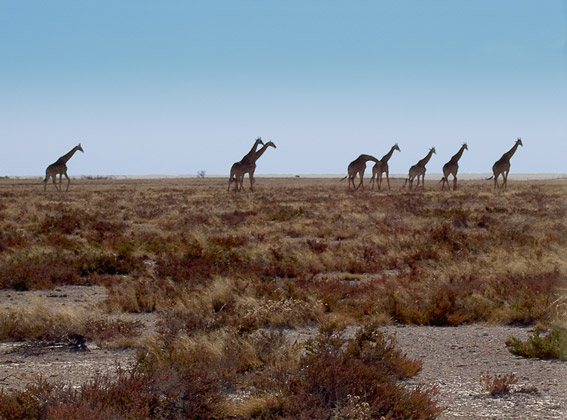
[
  {"left": 386, "top": 325, "right": 567, "bottom": 420},
  {"left": 0, "top": 285, "right": 156, "bottom": 392},
  {"left": 1, "top": 288, "right": 566, "bottom": 419}
]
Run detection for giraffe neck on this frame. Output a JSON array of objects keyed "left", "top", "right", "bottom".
[
  {"left": 56, "top": 146, "right": 81, "bottom": 164},
  {"left": 380, "top": 146, "right": 396, "bottom": 164},
  {"left": 241, "top": 140, "right": 263, "bottom": 164},
  {"left": 418, "top": 150, "right": 434, "bottom": 167},
  {"left": 253, "top": 144, "right": 271, "bottom": 162},
  {"left": 502, "top": 142, "right": 520, "bottom": 162},
  {"left": 359, "top": 154, "right": 379, "bottom": 164},
  {"left": 451, "top": 145, "right": 466, "bottom": 163}
]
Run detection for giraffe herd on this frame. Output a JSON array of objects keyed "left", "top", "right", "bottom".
[{"left": 42, "top": 138, "right": 524, "bottom": 192}]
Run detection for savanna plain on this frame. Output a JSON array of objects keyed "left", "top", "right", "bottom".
[{"left": 0, "top": 177, "right": 566, "bottom": 419}]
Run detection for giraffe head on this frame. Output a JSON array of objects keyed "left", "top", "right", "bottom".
[
  {"left": 77, "top": 143, "right": 84, "bottom": 153},
  {"left": 393, "top": 143, "right": 400, "bottom": 152},
  {"left": 462, "top": 142, "right": 468, "bottom": 151},
  {"left": 430, "top": 147, "right": 436, "bottom": 154},
  {"left": 516, "top": 138, "right": 523, "bottom": 147},
  {"left": 255, "top": 137, "right": 264, "bottom": 146},
  {"left": 265, "top": 141, "right": 277, "bottom": 149}
]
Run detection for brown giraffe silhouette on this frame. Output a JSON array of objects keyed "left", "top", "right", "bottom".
[
  {"left": 228, "top": 137, "right": 264, "bottom": 192},
  {"left": 230, "top": 141, "right": 277, "bottom": 192},
  {"left": 440, "top": 143, "right": 468, "bottom": 190},
  {"left": 404, "top": 147, "right": 436, "bottom": 190},
  {"left": 369, "top": 143, "right": 401, "bottom": 190},
  {"left": 489, "top": 138, "right": 523, "bottom": 189},
  {"left": 341, "top": 154, "right": 380, "bottom": 190},
  {"left": 44, "top": 144, "right": 84, "bottom": 192}
]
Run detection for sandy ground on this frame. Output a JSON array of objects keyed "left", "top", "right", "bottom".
[
  {"left": 0, "top": 286, "right": 153, "bottom": 393},
  {"left": 1, "top": 286, "right": 566, "bottom": 419},
  {"left": 385, "top": 325, "right": 567, "bottom": 420}
]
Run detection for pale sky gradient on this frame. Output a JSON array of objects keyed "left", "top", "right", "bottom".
[{"left": 1, "top": 1, "right": 566, "bottom": 176}]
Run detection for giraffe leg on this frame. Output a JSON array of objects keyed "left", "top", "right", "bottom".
[
  {"left": 503, "top": 171, "right": 508, "bottom": 189},
  {"left": 64, "top": 173, "right": 71, "bottom": 192},
  {"left": 453, "top": 176, "right": 457, "bottom": 190},
  {"left": 356, "top": 170, "right": 365, "bottom": 190},
  {"left": 237, "top": 174, "right": 244, "bottom": 192},
  {"left": 51, "top": 175, "right": 58, "bottom": 191},
  {"left": 348, "top": 176, "right": 355, "bottom": 190}
]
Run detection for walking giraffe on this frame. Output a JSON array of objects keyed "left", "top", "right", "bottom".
[
  {"left": 341, "top": 154, "right": 381, "bottom": 190},
  {"left": 404, "top": 147, "right": 436, "bottom": 190},
  {"left": 230, "top": 141, "right": 277, "bottom": 192},
  {"left": 489, "top": 138, "right": 523, "bottom": 189},
  {"left": 44, "top": 144, "right": 84, "bottom": 192},
  {"left": 440, "top": 143, "right": 468, "bottom": 190},
  {"left": 228, "top": 137, "right": 264, "bottom": 192},
  {"left": 369, "top": 143, "right": 401, "bottom": 190}
]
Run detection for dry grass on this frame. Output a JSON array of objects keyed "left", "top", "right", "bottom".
[
  {"left": 0, "top": 298, "right": 141, "bottom": 346},
  {"left": 0, "top": 176, "right": 566, "bottom": 418},
  {"left": 1, "top": 177, "right": 565, "bottom": 326}
]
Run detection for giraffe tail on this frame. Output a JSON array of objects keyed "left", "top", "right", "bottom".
[
  {"left": 439, "top": 177, "right": 445, "bottom": 184},
  {"left": 339, "top": 176, "right": 347, "bottom": 182},
  {"left": 486, "top": 176, "right": 494, "bottom": 181}
]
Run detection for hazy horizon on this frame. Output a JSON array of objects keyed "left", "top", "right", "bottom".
[
  {"left": 2, "top": 1, "right": 566, "bottom": 177},
  {"left": 5, "top": 172, "right": 566, "bottom": 181}
]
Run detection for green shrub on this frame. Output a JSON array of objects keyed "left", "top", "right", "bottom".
[{"left": 507, "top": 328, "right": 567, "bottom": 360}]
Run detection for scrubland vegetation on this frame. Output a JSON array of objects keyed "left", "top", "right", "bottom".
[{"left": 0, "top": 177, "right": 565, "bottom": 419}]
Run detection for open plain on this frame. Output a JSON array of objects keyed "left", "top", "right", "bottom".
[{"left": 0, "top": 177, "right": 566, "bottom": 419}]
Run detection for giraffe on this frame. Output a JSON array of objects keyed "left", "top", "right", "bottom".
[
  {"left": 489, "top": 138, "right": 523, "bottom": 189},
  {"left": 231, "top": 141, "right": 277, "bottom": 192},
  {"left": 43, "top": 144, "right": 84, "bottom": 192},
  {"left": 404, "top": 147, "right": 436, "bottom": 190},
  {"left": 341, "top": 154, "right": 381, "bottom": 190},
  {"left": 369, "top": 143, "right": 401, "bottom": 190},
  {"left": 228, "top": 137, "right": 264, "bottom": 192},
  {"left": 440, "top": 143, "right": 468, "bottom": 190}
]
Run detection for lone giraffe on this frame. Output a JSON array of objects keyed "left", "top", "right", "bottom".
[
  {"left": 369, "top": 143, "right": 401, "bottom": 190},
  {"left": 341, "top": 154, "right": 380, "bottom": 190},
  {"left": 228, "top": 137, "right": 264, "bottom": 192},
  {"left": 404, "top": 147, "right": 436, "bottom": 190},
  {"left": 489, "top": 138, "right": 523, "bottom": 189},
  {"left": 440, "top": 143, "right": 468, "bottom": 190},
  {"left": 44, "top": 144, "right": 84, "bottom": 192},
  {"left": 230, "top": 141, "right": 277, "bottom": 192}
]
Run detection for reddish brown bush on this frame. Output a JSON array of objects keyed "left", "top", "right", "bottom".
[{"left": 279, "top": 325, "right": 440, "bottom": 419}]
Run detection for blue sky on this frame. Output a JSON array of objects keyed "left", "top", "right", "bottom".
[{"left": 1, "top": 1, "right": 566, "bottom": 176}]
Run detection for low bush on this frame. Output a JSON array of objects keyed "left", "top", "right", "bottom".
[
  {"left": 0, "top": 302, "right": 141, "bottom": 345},
  {"left": 507, "top": 328, "right": 567, "bottom": 360},
  {"left": 0, "top": 253, "right": 81, "bottom": 290},
  {"left": 479, "top": 371, "right": 518, "bottom": 396},
  {"left": 279, "top": 324, "right": 441, "bottom": 419}
]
